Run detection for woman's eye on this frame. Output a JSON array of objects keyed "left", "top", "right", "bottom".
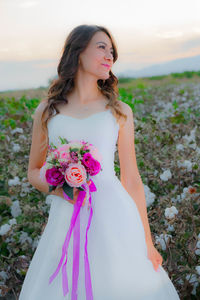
[{"left": 99, "top": 45, "right": 114, "bottom": 55}]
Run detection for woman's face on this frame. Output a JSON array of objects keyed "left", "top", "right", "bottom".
[{"left": 79, "top": 31, "right": 114, "bottom": 80}]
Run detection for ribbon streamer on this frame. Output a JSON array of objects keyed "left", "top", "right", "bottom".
[{"left": 48, "top": 179, "right": 97, "bottom": 299}]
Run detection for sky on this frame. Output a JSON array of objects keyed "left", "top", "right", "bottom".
[{"left": 0, "top": 0, "right": 200, "bottom": 91}]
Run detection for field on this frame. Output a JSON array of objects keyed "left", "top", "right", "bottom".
[{"left": 0, "top": 71, "right": 200, "bottom": 299}]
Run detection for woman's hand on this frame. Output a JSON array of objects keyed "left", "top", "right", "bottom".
[
  {"left": 146, "top": 242, "right": 163, "bottom": 271},
  {"left": 53, "top": 186, "right": 86, "bottom": 206}
]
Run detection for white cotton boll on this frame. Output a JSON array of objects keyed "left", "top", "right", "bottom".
[
  {"left": 167, "top": 224, "right": 175, "bottom": 232},
  {"left": 196, "top": 147, "right": 200, "bottom": 156},
  {"left": 45, "top": 195, "right": 53, "bottom": 206},
  {"left": 177, "top": 160, "right": 193, "bottom": 172},
  {"left": 160, "top": 169, "right": 172, "bottom": 181},
  {"left": 0, "top": 271, "right": 9, "bottom": 282},
  {"left": 20, "top": 181, "right": 31, "bottom": 197},
  {"left": 19, "top": 134, "right": 27, "bottom": 140},
  {"left": 195, "top": 266, "right": 200, "bottom": 276},
  {"left": 195, "top": 249, "right": 200, "bottom": 255},
  {"left": 0, "top": 223, "right": 11, "bottom": 236},
  {"left": 196, "top": 240, "right": 200, "bottom": 249},
  {"left": 32, "top": 236, "right": 41, "bottom": 250},
  {"left": 186, "top": 273, "right": 199, "bottom": 295},
  {"left": 11, "top": 127, "right": 23, "bottom": 134},
  {"left": 19, "top": 232, "right": 33, "bottom": 245},
  {"left": 6, "top": 135, "right": 10, "bottom": 142},
  {"left": 188, "top": 142, "right": 197, "bottom": 150},
  {"left": 10, "top": 200, "right": 22, "bottom": 218},
  {"left": 154, "top": 169, "right": 159, "bottom": 176},
  {"left": 8, "top": 218, "right": 17, "bottom": 226},
  {"left": 8, "top": 176, "right": 21, "bottom": 186},
  {"left": 177, "top": 278, "right": 184, "bottom": 285},
  {"left": 165, "top": 206, "right": 179, "bottom": 219},
  {"left": 183, "top": 127, "right": 197, "bottom": 144},
  {"left": 12, "top": 143, "right": 21, "bottom": 152},
  {"left": 143, "top": 184, "right": 156, "bottom": 207},
  {"left": 155, "top": 233, "right": 172, "bottom": 251},
  {"left": 183, "top": 187, "right": 189, "bottom": 194},
  {"left": 176, "top": 144, "right": 184, "bottom": 151}
]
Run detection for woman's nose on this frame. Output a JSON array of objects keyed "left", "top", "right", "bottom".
[{"left": 105, "top": 52, "right": 113, "bottom": 60}]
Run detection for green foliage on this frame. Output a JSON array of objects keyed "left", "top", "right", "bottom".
[
  {"left": 148, "top": 75, "right": 167, "bottom": 80},
  {"left": 118, "top": 87, "right": 144, "bottom": 113},
  {"left": 118, "top": 77, "right": 135, "bottom": 83}
]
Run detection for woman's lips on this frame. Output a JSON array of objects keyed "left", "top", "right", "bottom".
[{"left": 102, "top": 64, "right": 110, "bottom": 69}]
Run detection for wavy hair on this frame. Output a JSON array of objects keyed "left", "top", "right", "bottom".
[{"left": 39, "top": 24, "right": 127, "bottom": 153}]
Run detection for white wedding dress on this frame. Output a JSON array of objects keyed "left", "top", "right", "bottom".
[{"left": 19, "top": 108, "right": 180, "bottom": 300}]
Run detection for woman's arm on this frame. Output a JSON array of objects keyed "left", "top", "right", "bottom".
[
  {"left": 27, "top": 101, "right": 53, "bottom": 191},
  {"left": 117, "top": 102, "right": 154, "bottom": 246},
  {"left": 27, "top": 101, "right": 82, "bottom": 205}
]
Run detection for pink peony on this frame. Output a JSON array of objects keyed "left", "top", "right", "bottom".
[
  {"left": 45, "top": 167, "right": 65, "bottom": 186},
  {"left": 81, "top": 153, "right": 101, "bottom": 176},
  {"left": 64, "top": 163, "right": 87, "bottom": 187}
]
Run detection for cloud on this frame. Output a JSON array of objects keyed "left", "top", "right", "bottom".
[
  {"left": 155, "top": 31, "right": 184, "bottom": 39},
  {"left": 19, "top": 1, "right": 39, "bottom": 8}
]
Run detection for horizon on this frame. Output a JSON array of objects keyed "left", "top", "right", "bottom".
[{"left": 1, "top": 0, "right": 200, "bottom": 91}]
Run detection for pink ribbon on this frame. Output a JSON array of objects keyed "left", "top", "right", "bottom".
[{"left": 48, "top": 179, "right": 97, "bottom": 299}]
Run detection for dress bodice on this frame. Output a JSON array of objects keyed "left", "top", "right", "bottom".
[{"left": 47, "top": 109, "right": 119, "bottom": 180}]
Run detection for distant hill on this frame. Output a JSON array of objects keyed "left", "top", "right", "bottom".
[{"left": 117, "top": 54, "right": 200, "bottom": 78}]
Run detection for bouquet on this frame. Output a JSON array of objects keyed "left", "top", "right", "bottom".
[
  {"left": 40, "top": 136, "right": 102, "bottom": 299},
  {"left": 40, "top": 136, "right": 103, "bottom": 204}
]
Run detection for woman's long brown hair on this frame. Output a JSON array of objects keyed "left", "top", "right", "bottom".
[{"left": 39, "top": 24, "right": 127, "bottom": 153}]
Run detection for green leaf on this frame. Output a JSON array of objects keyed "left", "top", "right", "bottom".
[
  {"left": 62, "top": 182, "right": 74, "bottom": 200},
  {"left": 49, "top": 185, "right": 57, "bottom": 192}
]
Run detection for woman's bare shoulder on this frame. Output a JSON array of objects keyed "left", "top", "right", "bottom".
[
  {"left": 32, "top": 99, "right": 48, "bottom": 120},
  {"left": 117, "top": 100, "right": 132, "bottom": 128}
]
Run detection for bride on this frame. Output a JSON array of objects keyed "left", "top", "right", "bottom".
[{"left": 19, "top": 24, "right": 180, "bottom": 299}]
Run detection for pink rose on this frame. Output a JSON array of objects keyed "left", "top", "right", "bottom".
[
  {"left": 81, "top": 153, "right": 101, "bottom": 176},
  {"left": 45, "top": 167, "right": 65, "bottom": 186},
  {"left": 65, "top": 163, "right": 87, "bottom": 187}
]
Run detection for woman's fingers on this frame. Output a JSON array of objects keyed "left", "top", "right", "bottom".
[{"left": 62, "top": 187, "right": 86, "bottom": 206}]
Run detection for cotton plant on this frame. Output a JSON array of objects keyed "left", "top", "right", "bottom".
[
  {"left": 185, "top": 273, "right": 199, "bottom": 296},
  {"left": 32, "top": 236, "right": 41, "bottom": 251},
  {"left": 164, "top": 220, "right": 175, "bottom": 232},
  {"left": 12, "top": 143, "right": 21, "bottom": 153},
  {"left": 0, "top": 218, "right": 17, "bottom": 236},
  {"left": 19, "top": 231, "right": 33, "bottom": 245},
  {"left": 176, "top": 144, "right": 184, "bottom": 151},
  {"left": 159, "top": 169, "right": 172, "bottom": 181},
  {"left": 177, "top": 160, "right": 193, "bottom": 172},
  {"left": 10, "top": 200, "right": 22, "bottom": 218},
  {"left": 196, "top": 266, "right": 200, "bottom": 276},
  {"left": 195, "top": 233, "right": 200, "bottom": 256},
  {"left": 164, "top": 205, "right": 179, "bottom": 219},
  {"left": 172, "top": 186, "right": 199, "bottom": 204},
  {"left": 155, "top": 233, "right": 172, "bottom": 251},
  {"left": 11, "top": 127, "right": 24, "bottom": 135},
  {"left": 143, "top": 184, "right": 156, "bottom": 207},
  {"left": 182, "top": 126, "right": 197, "bottom": 150},
  {"left": 18, "top": 134, "right": 27, "bottom": 141},
  {"left": 20, "top": 178, "right": 32, "bottom": 197},
  {"left": 8, "top": 176, "right": 21, "bottom": 186},
  {"left": 0, "top": 224, "right": 12, "bottom": 236}
]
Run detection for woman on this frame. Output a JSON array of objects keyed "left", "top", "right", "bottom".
[{"left": 19, "top": 24, "right": 180, "bottom": 299}]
